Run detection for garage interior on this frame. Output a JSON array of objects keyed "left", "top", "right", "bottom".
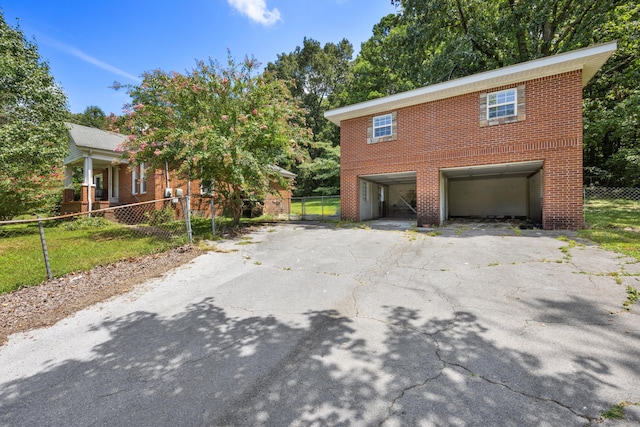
[
  {"left": 358, "top": 161, "right": 543, "bottom": 226},
  {"left": 441, "top": 160, "right": 543, "bottom": 226},
  {"left": 358, "top": 171, "right": 417, "bottom": 221}
]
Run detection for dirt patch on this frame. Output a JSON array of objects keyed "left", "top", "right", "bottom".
[{"left": 0, "top": 246, "right": 203, "bottom": 346}]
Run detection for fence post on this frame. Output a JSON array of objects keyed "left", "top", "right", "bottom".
[
  {"left": 37, "top": 215, "right": 53, "bottom": 280},
  {"left": 321, "top": 196, "right": 325, "bottom": 221},
  {"left": 185, "top": 196, "right": 193, "bottom": 244},
  {"left": 210, "top": 197, "right": 215, "bottom": 237},
  {"left": 302, "top": 197, "right": 306, "bottom": 220}
]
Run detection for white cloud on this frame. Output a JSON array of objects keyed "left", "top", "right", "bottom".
[
  {"left": 227, "top": 0, "right": 282, "bottom": 26},
  {"left": 44, "top": 37, "right": 141, "bottom": 83}
]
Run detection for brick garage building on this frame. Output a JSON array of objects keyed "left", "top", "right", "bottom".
[{"left": 325, "top": 42, "right": 616, "bottom": 230}]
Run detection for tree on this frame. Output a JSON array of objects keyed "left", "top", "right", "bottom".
[
  {"left": 115, "top": 55, "right": 310, "bottom": 225},
  {"left": 583, "top": 2, "right": 640, "bottom": 186},
  {"left": 68, "top": 105, "right": 107, "bottom": 129},
  {"left": 0, "top": 12, "right": 69, "bottom": 219},
  {"left": 386, "top": 0, "right": 624, "bottom": 86},
  {"left": 266, "top": 38, "right": 353, "bottom": 195}
]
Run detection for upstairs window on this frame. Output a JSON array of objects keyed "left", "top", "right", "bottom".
[
  {"left": 373, "top": 114, "right": 393, "bottom": 138},
  {"left": 487, "top": 88, "right": 517, "bottom": 119}
]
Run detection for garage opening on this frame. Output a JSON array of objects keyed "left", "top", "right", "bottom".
[
  {"left": 441, "top": 161, "right": 543, "bottom": 226},
  {"left": 358, "top": 171, "right": 417, "bottom": 221}
]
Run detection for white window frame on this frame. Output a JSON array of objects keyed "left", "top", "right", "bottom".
[
  {"left": 200, "top": 179, "right": 214, "bottom": 196},
  {"left": 139, "top": 163, "right": 147, "bottom": 194},
  {"left": 131, "top": 166, "right": 138, "bottom": 195},
  {"left": 487, "top": 88, "right": 517, "bottom": 119},
  {"left": 373, "top": 114, "right": 393, "bottom": 138}
]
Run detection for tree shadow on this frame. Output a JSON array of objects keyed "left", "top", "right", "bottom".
[{"left": 1, "top": 298, "right": 638, "bottom": 425}]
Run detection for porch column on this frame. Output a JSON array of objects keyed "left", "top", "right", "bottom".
[
  {"left": 64, "top": 165, "right": 73, "bottom": 187},
  {"left": 84, "top": 156, "right": 93, "bottom": 212}
]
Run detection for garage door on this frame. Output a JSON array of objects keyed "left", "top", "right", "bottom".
[{"left": 441, "top": 161, "right": 543, "bottom": 223}]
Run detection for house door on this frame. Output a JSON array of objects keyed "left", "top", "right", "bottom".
[{"left": 109, "top": 166, "right": 120, "bottom": 203}]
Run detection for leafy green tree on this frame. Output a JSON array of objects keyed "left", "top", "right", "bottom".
[
  {"left": 583, "top": 2, "right": 640, "bottom": 186},
  {"left": 384, "top": 0, "right": 623, "bottom": 86},
  {"left": 296, "top": 141, "right": 340, "bottom": 196},
  {"left": 0, "top": 12, "right": 69, "bottom": 219},
  {"left": 115, "top": 56, "right": 310, "bottom": 224},
  {"left": 349, "top": 14, "right": 418, "bottom": 102},
  {"left": 68, "top": 105, "right": 107, "bottom": 129},
  {"left": 267, "top": 38, "right": 352, "bottom": 195}
]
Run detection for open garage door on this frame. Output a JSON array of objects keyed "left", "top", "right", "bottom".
[
  {"left": 441, "top": 161, "right": 543, "bottom": 225},
  {"left": 358, "top": 171, "right": 417, "bottom": 220}
]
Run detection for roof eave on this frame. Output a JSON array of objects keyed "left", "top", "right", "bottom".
[{"left": 324, "top": 41, "right": 617, "bottom": 126}]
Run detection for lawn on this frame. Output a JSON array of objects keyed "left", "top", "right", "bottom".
[
  {"left": 291, "top": 197, "right": 340, "bottom": 217},
  {"left": 0, "top": 215, "right": 276, "bottom": 294},
  {"left": 579, "top": 198, "right": 640, "bottom": 261},
  {"left": 0, "top": 219, "right": 186, "bottom": 294}
]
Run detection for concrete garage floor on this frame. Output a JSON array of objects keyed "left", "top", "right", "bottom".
[{"left": 1, "top": 223, "right": 639, "bottom": 426}]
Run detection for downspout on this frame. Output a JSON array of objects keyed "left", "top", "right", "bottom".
[{"left": 165, "top": 161, "right": 170, "bottom": 189}]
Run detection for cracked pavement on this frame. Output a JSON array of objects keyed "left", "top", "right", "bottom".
[{"left": 1, "top": 222, "right": 639, "bottom": 426}]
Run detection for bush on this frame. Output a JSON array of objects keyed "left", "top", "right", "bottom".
[
  {"left": 144, "top": 207, "right": 174, "bottom": 226},
  {"left": 62, "top": 216, "right": 110, "bottom": 230}
]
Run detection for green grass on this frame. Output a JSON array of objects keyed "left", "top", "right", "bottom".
[
  {"left": 0, "top": 214, "right": 279, "bottom": 295},
  {"left": 291, "top": 197, "right": 340, "bottom": 216},
  {"left": 0, "top": 220, "right": 185, "bottom": 294},
  {"left": 579, "top": 198, "right": 640, "bottom": 261}
]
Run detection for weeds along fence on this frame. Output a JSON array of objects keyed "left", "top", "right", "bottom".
[
  {"left": 289, "top": 196, "right": 341, "bottom": 221},
  {"left": 0, "top": 197, "right": 193, "bottom": 293}
]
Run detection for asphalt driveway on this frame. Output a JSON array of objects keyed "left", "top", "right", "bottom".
[{"left": 1, "top": 222, "right": 639, "bottom": 426}]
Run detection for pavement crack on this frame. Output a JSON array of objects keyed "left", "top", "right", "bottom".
[{"left": 444, "top": 360, "right": 595, "bottom": 423}]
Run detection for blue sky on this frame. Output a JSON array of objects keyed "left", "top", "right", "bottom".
[{"left": 1, "top": 0, "right": 398, "bottom": 114}]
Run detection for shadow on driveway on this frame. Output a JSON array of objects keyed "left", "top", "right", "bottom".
[{"left": 2, "top": 295, "right": 637, "bottom": 425}]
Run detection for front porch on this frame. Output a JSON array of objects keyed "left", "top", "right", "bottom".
[{"left": 62, "top": 123, "right": 128, "bottom": 215}]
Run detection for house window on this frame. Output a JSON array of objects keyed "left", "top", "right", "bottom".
[
  {"left": 367, "top": 111, "right": 398, "bottom": 143},
  {"left": 487, "top": 88, "right": 517, "bottom": 119},
  {"left": 373, "top": 114, "right": 393, "bottom": 138},
  {"left": 139, "top": 163, "right": 147, "bottom": 194},
  {"left": 479, "top": 85, "right": 525, "bottom": 127},
  {"left": 131, "top": 166, "right": 138, "bottom": 195},
  {"left": 361, "top": 180, "right": 368, "bottom": 202},
  {"left": 200, "top": 179, "right": 214, "bottom": 196}
]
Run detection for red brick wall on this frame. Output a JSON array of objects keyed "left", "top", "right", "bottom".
[{"left": 340, "top": 70, "right": 584, "bottom": 229}]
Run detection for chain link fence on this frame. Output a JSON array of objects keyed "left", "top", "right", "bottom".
[
  {"left": 584, "top": 187, "right": 640, "bottom": 201},
  {"left": 583, "top": 186, "right": 640, "bottom": 229},
  {"left": 289, "top": 196, "right": 341, "bottom": 221},
  {"left": 0, "top": 197, "right": 193, "bottom": 293}
]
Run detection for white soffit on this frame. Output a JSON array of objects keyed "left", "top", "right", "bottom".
[{"left": 325, "top": 42, "right": 617, "bottom": 126}]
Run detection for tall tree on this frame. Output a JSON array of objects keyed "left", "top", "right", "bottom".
[
  {"left": 115, "top": 56, "right": 310, "bottom": 224},
  {"left": 0, "top": 13, "right": 69, "bottom": 219},
  {"left": 267, "top": 38, "right": 352, "bottom": 195},
  {"left": 385, "top": 0, "right": 622, "bottom": 86},
  {"left": 583, "top": 2, "right": 640, "bottom": 186},
  {"left": 68, "top": 105, "right": 107, "bottom": 129}
]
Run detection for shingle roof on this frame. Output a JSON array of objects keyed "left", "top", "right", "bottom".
[{"left": 67, "top": 122, "right": 127, "bottom": 152}]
